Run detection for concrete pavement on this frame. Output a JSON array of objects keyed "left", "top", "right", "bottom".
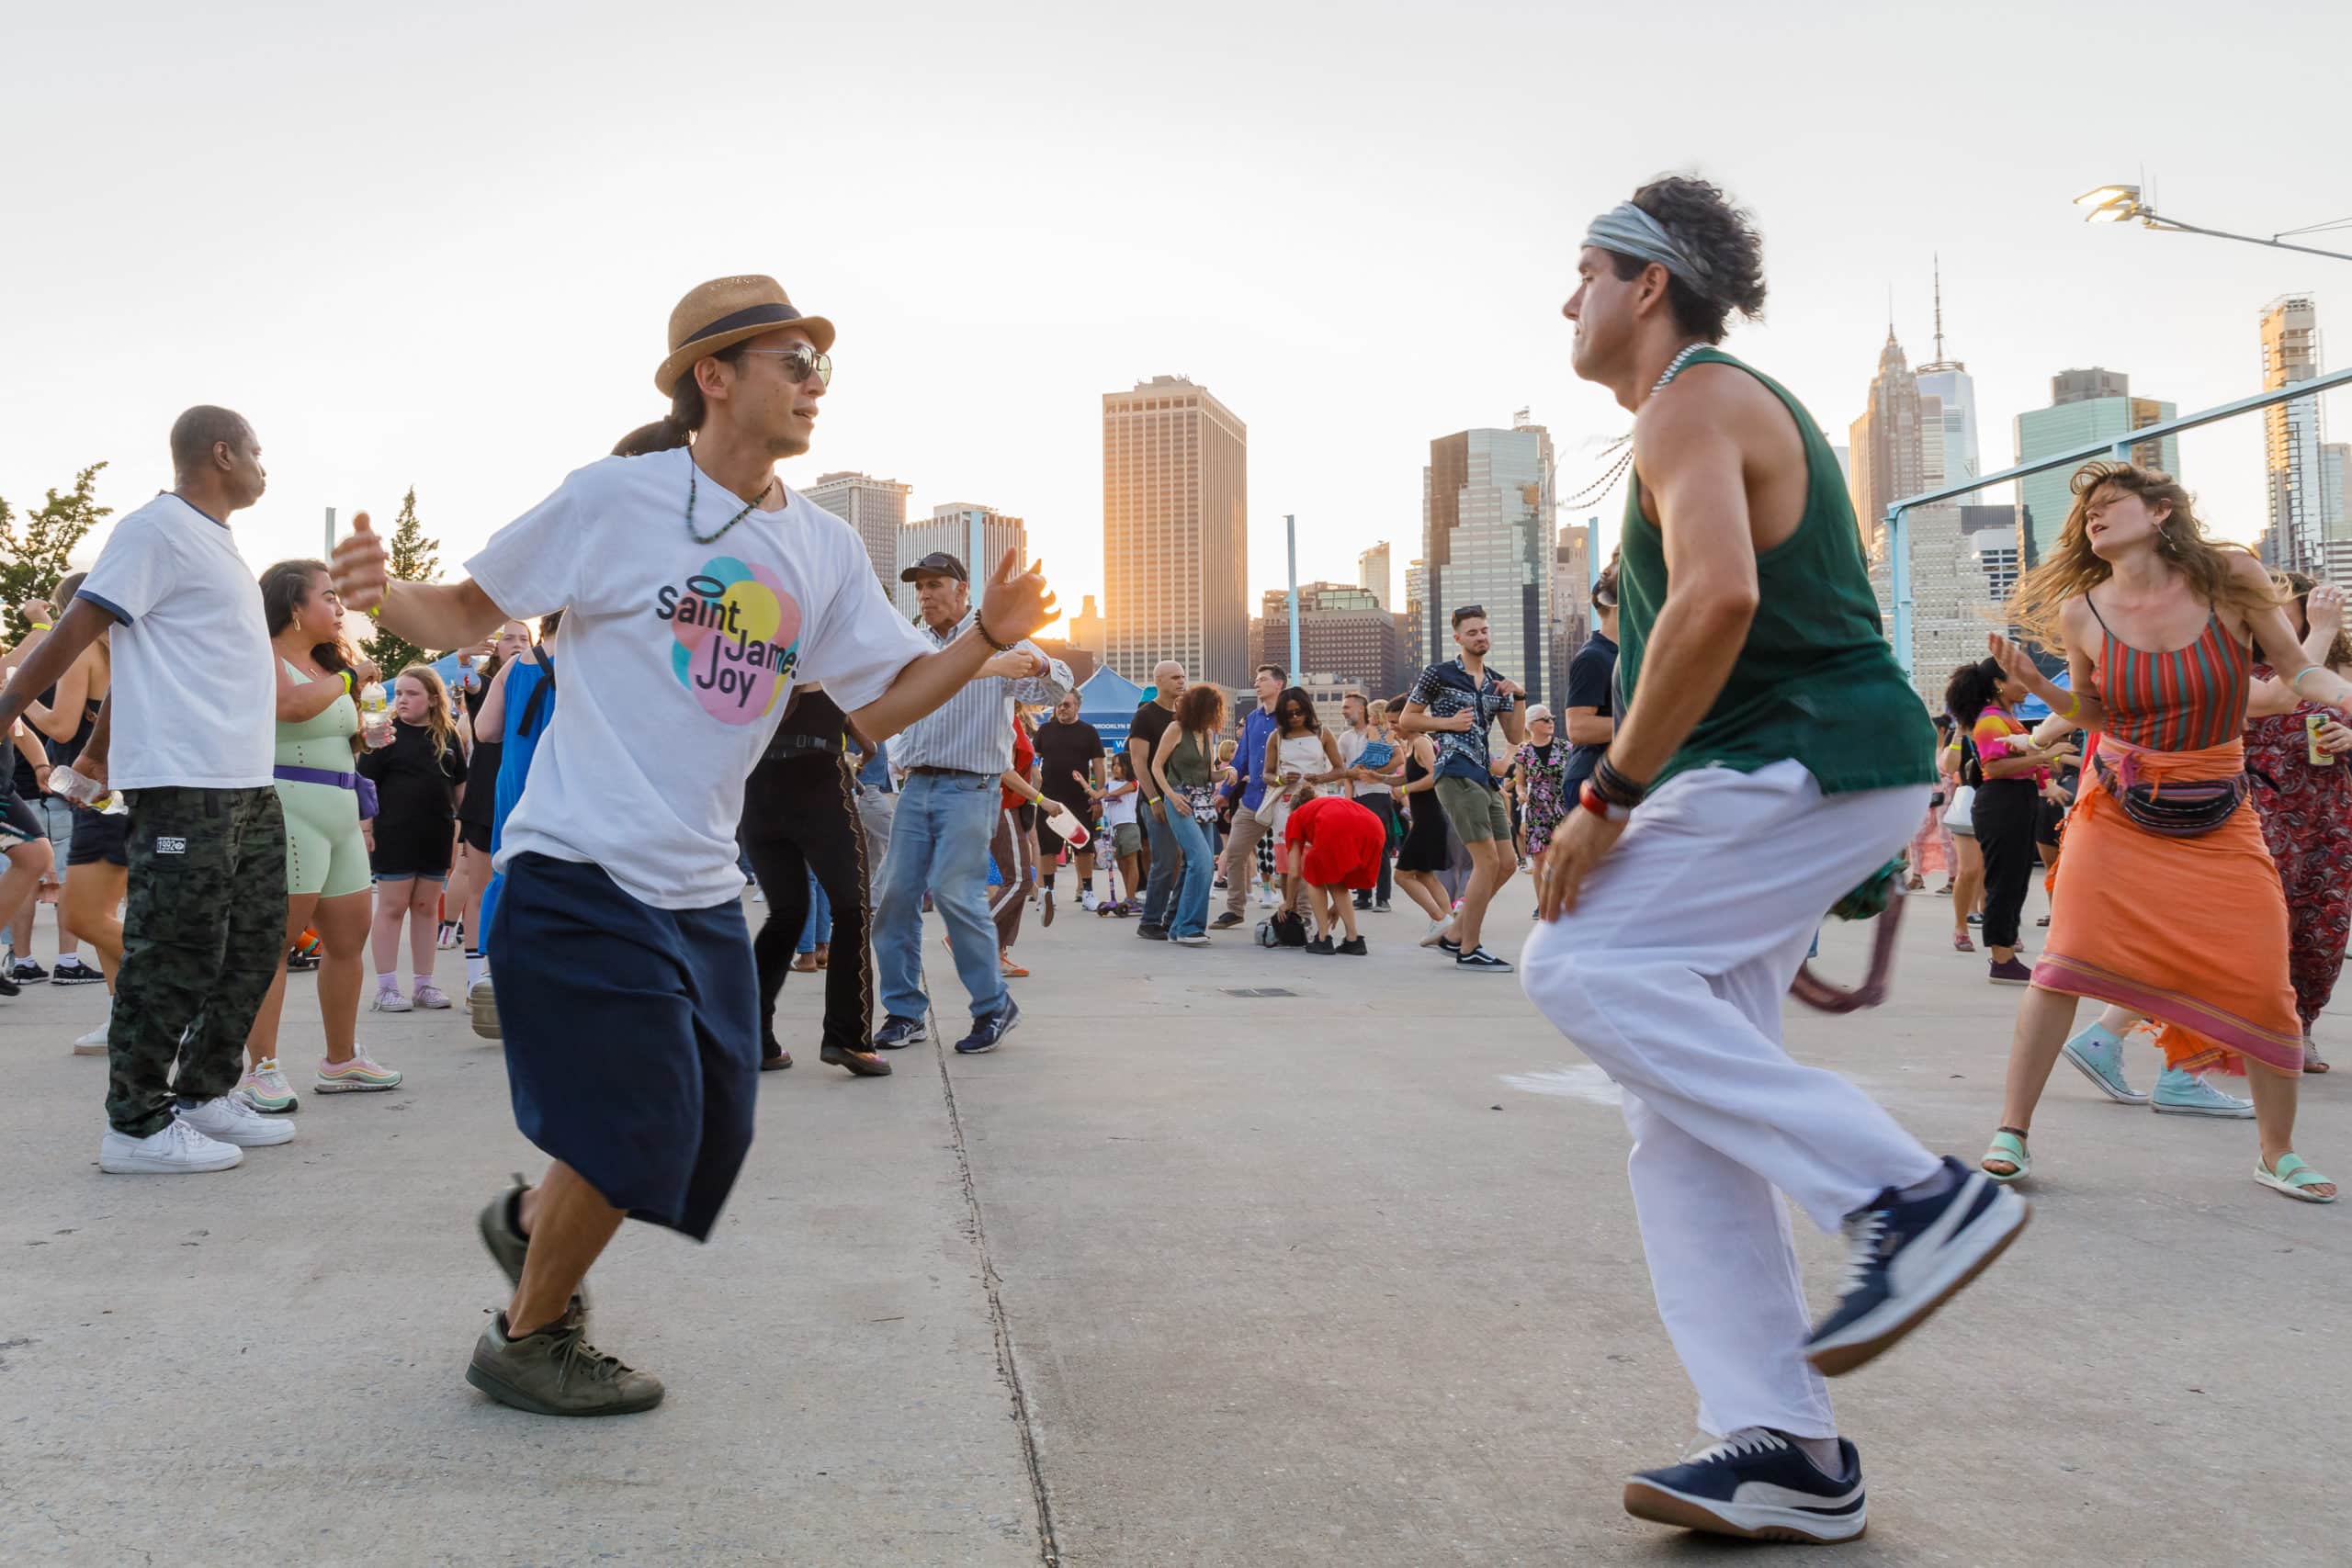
[{"left": 3, "top": 878, "right": 2346, "bottom": 1566}]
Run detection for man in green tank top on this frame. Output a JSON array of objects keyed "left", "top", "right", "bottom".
[{"left": 1516, "top": 176, "right": 2028, "bottom": 1546}]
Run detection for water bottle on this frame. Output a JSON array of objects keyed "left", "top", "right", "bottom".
[
  {"left": 49, "top": 764, "right": 126, "bottom": 815},
  {"left": 1043, "top": 800, "right": 1091, "bottom": 851},
  {"left": 358, "top": 679, "right": 393, "bottom": 749}
]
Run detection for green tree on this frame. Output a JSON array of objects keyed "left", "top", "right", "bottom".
[
  {"left": 0, "top": 464, "right": 112, "bottom": 641},
  {"left": 364, "top": 487, "right": 441, "bottom": 678}
]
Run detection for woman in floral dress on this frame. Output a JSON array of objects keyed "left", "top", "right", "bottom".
[
  {"left": 1512, "top": 706, "right": 1572, "bottom": 892},
  {"left": 2248, "top": 573, "right": 2352, "bottom": 1073}
]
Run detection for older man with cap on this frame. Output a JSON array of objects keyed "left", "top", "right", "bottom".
[
  {"left": 868, "top": 550, "right": 1071, "bottom": 1056},
  {"left": 1522, "top": 179, "right": 2022, "bottom": 1541},
  {"left": 330, "top": 274, "right": 1057, "bottom": 1418}
]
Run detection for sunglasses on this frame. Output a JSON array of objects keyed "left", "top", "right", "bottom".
[{"left": 740, "top": 344, "right": 833, "bottom": 388}]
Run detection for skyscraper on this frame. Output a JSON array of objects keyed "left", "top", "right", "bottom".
[
  {"left": 1421, "top": 415, "right": 1555, "bottom": 698},
  {"left": 1849, "top": 328, "right": 1936, "bottom": 553},
  {"left": 2258, "top": 296, "right": 2340, "bottom": 577},
  {"left": 1357, "top": 541, "right": 1392, "bottom": 609},
  {"left": 1068, "top": 594, "right": 1106, "bottom": 660},
  {"left": 2014, "top": 369, "right": 2179, "bottom": 564},
  {"left": 1403, "top": 558, "right": 1429, "bottom": 674},
  {"left": 1548, "top": 521, "right": 1593, "bottom": 705},
  {"left": 894, "top": 503, "right": 1024, "bottom": 621},
  {"left": 2324, "top": 444, "right": 2352, "bottom": 582},
  {"left": 1102, "top": 375, "right": 1248, "bottom": 686},
  {"left": 1913, "top": 261, "right": 1981, "bottom": 505},
  {"left": 803, "top": 469, "right": 912, "bottom": 590}
]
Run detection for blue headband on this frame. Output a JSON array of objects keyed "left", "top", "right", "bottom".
[{"left": 1583, "top": 202, "right": 1713, "bottom": 298}]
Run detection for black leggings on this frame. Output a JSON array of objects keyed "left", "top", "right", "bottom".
[
  {"left": 741, "top": 752, "right": 871, "bottom": 1058},
  {"left": 1973, "top": 779, "right": 2041, "bottom": 951},
  {"left": 1354, "top": 795, "right": 1397, "bottom": 904}
]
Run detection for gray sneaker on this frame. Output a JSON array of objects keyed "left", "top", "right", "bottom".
[
  {"left": 469, "top": 975, "right": 500, "bottom": 1040},
  {"left": 464, "top": 1308, "right": 662, "bottom": 1417},
  {"left": 478, "top": 1174, "right": 589, "bottom": 1315}
]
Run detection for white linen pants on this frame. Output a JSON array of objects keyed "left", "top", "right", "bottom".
[{"left": 1521, "top": 761, "right": 1939, "bottom": 1438}]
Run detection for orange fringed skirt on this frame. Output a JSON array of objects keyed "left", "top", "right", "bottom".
[{"left": 2032, "top": 737, "right": 2303, "bottom": 1077}]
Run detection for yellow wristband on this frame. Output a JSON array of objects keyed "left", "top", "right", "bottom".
[
  {"left": 339, "top": 671, "right": 355, "bottom": 692},
  {"left": 29, "top": 621, "right": 52, "bottom": 631}
]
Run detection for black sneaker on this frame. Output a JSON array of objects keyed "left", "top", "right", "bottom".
[
  {"left": 871, "top": 1014, "right": 928, "bottom": 1050},
  {"left": 287, "top": 945, "right": 320, "bottom": 973},
  {"left": 955, "top": 998, "right": 1020, "bottom": 1055},
  {"left": 1623, "top": 1429, "right": 1865, "bottom": 1543},
  {"left": 0, "top": 968, "right": 17, "bottom": 998},
  {"left": 1454, "top": 946, "right": 1513, "bottom": 972},
  {"left": 1337, "top": 936, "right": 1368, "bottom": 956},
  {"left": 12, "top": 958, "right": 47, "bottom": 983},
  {"left": 1210, "top": 911, "right": 1244, "bottom": 931},
  {"left": 1136, "top": 923, "right": 1169, "bottom": 942},
  {"left": 820, "top": 1042, "right": 893, "bottom": 1077},
  {"left": 1804, "top": 1156, "right": 2029, "bottom": 1377},
  {"left": 1305, "top": 936, "right": 1335, "bottom": 955},
  {"left": 1987, "top": 957, "right": 2032, "bottom": 986},
  {"left": 1351, "top": 894, "right": 1372, "bottom": 910},
  {"left": 50, "top": 957, "right": 105, "bottom": 986},
  {"left": 466, "top": 1308, "right": 663, "bottom": 1417},
  {"left": 1373, "top": 901, "right": 1391, "bottom": 913},
  {"left": 1437, "top": 936, "right": 1461, "bottom": 955}
]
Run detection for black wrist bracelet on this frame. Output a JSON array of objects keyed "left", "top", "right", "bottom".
[
  {"left": 1591, "top": 754, "right": 1648, "bottom": 808},
  {"left": 973, "top": 612, "right": 1017, "bottom": 654}
]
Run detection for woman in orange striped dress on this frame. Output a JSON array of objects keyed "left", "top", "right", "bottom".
[{"left": 1975, "top": 463, "right": 2352, "bottom": 1203}]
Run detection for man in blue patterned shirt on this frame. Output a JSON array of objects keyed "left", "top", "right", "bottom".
[{"left": 1400, "top": 606, "right": 1525, "bottom": 971}]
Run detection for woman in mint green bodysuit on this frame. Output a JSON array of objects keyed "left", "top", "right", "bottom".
[{"left": 234, "top": 561, "right": 400, "bottom": 1116}]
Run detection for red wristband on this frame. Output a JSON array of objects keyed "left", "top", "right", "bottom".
[{"left": 1578, "top": 779, "right": 1632, "bottom": 823}]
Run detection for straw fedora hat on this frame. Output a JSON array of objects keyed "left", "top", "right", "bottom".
[{"left": 656, "top": 275, "right": 835, "bottom": 395}]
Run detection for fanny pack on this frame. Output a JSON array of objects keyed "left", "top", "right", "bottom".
[
  {"left": 276, "top": 763, "right": 378, "bottom": 819},
  {"left": 2092, "top": 751, "right": 2245, "bottom": 838}
]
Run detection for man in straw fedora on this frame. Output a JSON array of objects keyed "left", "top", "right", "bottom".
[{"left": 334, "top": 275, "right": 1057, "bottom": 1416}]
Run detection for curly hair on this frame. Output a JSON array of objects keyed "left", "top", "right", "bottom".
[
  {"left": 1176, "top": 682, "right": 1227, "bottom": 737},
  {"left": 1606, "top": 175, "right": 1768, "bottom": 343},
  {"left": 2006, "top": 462, "right": 2276, "bottom": 649},
  {"left": 1944, "top": 658, "right": 2003, "bottom": 726}
]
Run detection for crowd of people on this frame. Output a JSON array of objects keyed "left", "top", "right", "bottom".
[{"left": 6, "top": 186, "right": 2349, "bottom": 1551}]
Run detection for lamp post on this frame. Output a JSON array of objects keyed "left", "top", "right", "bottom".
[{"left": 2074, "top": 185, "right": 2352, "bottom": 263}]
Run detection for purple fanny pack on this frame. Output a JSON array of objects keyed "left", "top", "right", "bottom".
[{"left": 276, "top": 763, "right": 378, "bottom": 818}]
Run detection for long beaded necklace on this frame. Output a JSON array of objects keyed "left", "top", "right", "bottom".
[
  {"left": 1555, "top": 343, "right": 1712, "bottom": 510},
  {"left": 685, "top": 459, "right": 779, "bottom": 546}
]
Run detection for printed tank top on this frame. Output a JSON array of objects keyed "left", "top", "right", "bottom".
[{"left": 2088, "top": 597, "right": 2248, "bottom": 752}]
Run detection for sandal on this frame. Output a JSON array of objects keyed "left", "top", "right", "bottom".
[
  {"left": 1953, "top": 932, "right": 1976, "bottom": 953},
  {"left": 2256, "top": 1153, "right": 2337, "bottom": 1204},
  {"left": 2306, "top": 1039, "right": 2330, "bottom": 1075},
  {"left": 1981, "top": 1129, "right": 2030, "bottom": 1184}
]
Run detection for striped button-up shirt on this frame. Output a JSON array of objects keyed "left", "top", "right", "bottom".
[{"left": 891, "top": 611, "right": 1073, "bottom": 775}]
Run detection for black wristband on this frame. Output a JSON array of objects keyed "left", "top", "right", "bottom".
[
  {"left": 1591, "top": 754, "right": 1648, "bottom": 808},
  {"left": 973, "top": 612, "right": 1017, "bottom": 654}
]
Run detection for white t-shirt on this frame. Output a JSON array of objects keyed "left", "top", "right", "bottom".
[
  {"left": 467, "top": 446, "right": 932, "bottom": 909},
  {"left": 1102, "top": 786, "right": 1138, "bottom": 829},
  {"left": 74, "top": 494, "right": 274, "bottom": 790},
  {"left": 1337, "top": 727, "right": 1393, "bottom": 796}
]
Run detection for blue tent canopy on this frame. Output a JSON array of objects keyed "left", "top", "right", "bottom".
[{"left": 1076, "top": 666, "right": 1145, "bottom": 756}]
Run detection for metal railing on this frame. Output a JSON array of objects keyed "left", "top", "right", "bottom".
[{"left": 1883, "top": 362, "right": 2352, "bottom": 673}]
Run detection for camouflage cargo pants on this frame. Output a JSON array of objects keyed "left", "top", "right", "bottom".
[{"left": 107, "top": 786, "right": 288, "bottom": 1137}]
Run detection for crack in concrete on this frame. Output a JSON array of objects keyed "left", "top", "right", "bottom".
[{"left": 929, "top": 1016, "right": 1063, "bottom": 1568}]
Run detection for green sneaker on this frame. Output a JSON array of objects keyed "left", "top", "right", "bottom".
[
  {"left": 478, "top": 1174, "right": 590, "bottom": 1315},
  {"left": 464, "top": 1309, "right": 663, "bottom": 1417}
]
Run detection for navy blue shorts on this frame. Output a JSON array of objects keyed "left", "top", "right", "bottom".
[{"left": 487, "top": 852, "right": 758, "bottom": 1241}]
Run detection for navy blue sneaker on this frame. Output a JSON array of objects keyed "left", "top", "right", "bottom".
[
  {"left": 955, "top": 998, "right": 1020, "bottom": 1055},
  {"left": 870, "top": 1014, "right": 928, "bottom": 1051},
  {"left": 1136, "top": 923, "right": 1169, "bottom": 942},
  {"left": 1623, "top": 1429, "right": 1866, "bottom": 1543},
  {"left": 1804, "top": 1156, "right": 2029, "bottom": 1377}
]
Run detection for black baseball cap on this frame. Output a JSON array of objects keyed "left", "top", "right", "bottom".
[{"left": 899, "top": 551, "right": 968, "bottom": 584}]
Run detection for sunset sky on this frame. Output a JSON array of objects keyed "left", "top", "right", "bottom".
[{"left": 5, "top": 1, "right": 2345, "bottom": 626}]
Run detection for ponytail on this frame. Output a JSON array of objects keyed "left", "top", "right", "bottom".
[
  {"left": 622, "top": 339, "right": 758, "bottom": 457},
  {"left": 613, "top": 418, "right": 688, "bottom": 457}
]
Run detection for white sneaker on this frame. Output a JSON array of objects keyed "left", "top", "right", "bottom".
[
  {"left": 73, "top": 1006, "right": 112, "bottom": 1056},
  {"left": 1419, "top": 918, "right": 1457, "bottom": 949},
  {"left": 1079, "top": 888, "right": 1097, "bottom": 911},
  {"left": 100, "top": 1118, "right": 243, "bottom": 1174},
  {"left": 1258, "top": 886, "right": 1277, "bottom": 908},
  {"left": 370, "top": 985, "right": 413, "bottom": 1013},
  {"left": 175, "top": 1094, "right": 297, "bottom": 1147}
]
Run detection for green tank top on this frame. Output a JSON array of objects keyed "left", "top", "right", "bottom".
[
  {"left": 1166, "top": 728, "right": 1213, "bottom": 788},
  {"left": 1618, "top": 348, "right": 1933, "bottom": 795},
  {"left": 277, "top": 660, "right": 361, "bottom": 773}
]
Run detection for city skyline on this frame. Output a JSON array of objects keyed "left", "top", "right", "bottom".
[{"left": 5, "top": 5, "right": 2346, "bottom": 631}]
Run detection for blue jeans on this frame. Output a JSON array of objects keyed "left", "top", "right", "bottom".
[
  {"left": 797, "top": 870, "right": 831, "bottom": 953},
  {"left": 1160, "top": 805, "right": 1213, "bottom": 937},
  {"left": 1139, "top": 799, "right": 1182, "bottom": 926},
  {"left": 873, "top": 771, "right": 1006, "bottom": 1023}
]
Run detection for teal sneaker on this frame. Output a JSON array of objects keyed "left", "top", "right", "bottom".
[
  {"left": 2152, "top": 1066, "right": 2254, "bottom": 1118},
  {"left": 2060, "top": 1023, "right": 2147, "bottom": 1104}
]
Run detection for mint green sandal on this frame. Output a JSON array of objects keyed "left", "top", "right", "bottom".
[
  {"left": 1981, "top": 1130, "right": 2030, "bottom": 1184},
  {"left": 2256, "top": 1153, "right": 2337, "bottom": 1204}
]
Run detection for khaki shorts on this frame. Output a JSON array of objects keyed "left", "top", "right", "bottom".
[
  {"left": 1111, "top": 821, "right": 1143, "bottom": 858},
  {"left": 1434, "top": 773, "right": 1511, "bottom": 843}
]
